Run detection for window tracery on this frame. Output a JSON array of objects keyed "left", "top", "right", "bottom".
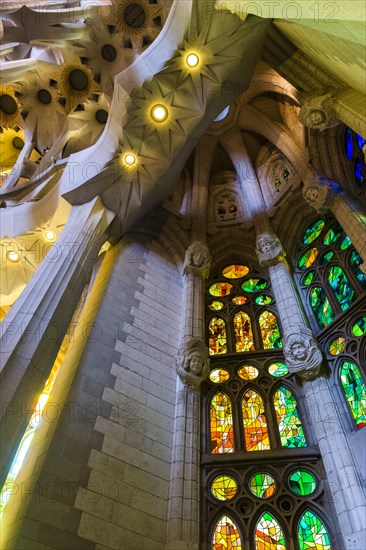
[{"left": 343, "top": 127, "right": 365, "bottom": 199}]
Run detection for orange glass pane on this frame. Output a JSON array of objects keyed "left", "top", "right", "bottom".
[
  {"left": 222, "top": 265, "right": 249, "bottom": 279},
  {"left": 233, "top": 312, "right": 255, "bottom": 352},
  {"left": 209, "top": 317, "right": 227, "bottom": 356},
  {"left": 212, "top": 516, "right": 242, "bottom": 550},
  {"left": 210, "top": 392, "right": 234, "bottom": 454},
  {"left": 242, "top": 390, "right": 270, "bottom": 451}
]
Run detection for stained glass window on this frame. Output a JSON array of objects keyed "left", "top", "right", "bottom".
[
  {"left": 354, "top": 158, "right": 364, "bottom": 187},
  {"left": 242, "top": 390, "right": 270, "bottom": 451},
  {"left": 303, "top": 271, "right": 314, "bottom": 285},
  {"left": 210, "top": 368, "right": 230, "bottom": 383},
  {"left": 212, "top": 516, "right": 242, "bottom": 550},
  {"left": 259, "top": 311, "right": 282, "bottom": 349},
  {"left": 298, "top": 248, "right": 318, "bottom": 269},
  {"left": 349, "top": 250, "right": 366, "bottom": 288},
  {"left": 233, "top": 312, "right": 255, "bottom": 352},
  {"left": 210, "top": 392, "right": 235, "bottom": 453},
  {"left": 255, "top": 295, "right": 272, "bottom": 305},
  {"left": 345, "top": 127, "right": 353, "bottom": 161},
  {"left": 356, "top": 133, "right": 365, "bottom": 150},
  {"left": 323, "top": 223, "right": 342, "bottom": 245},
  {"left": 289, "top": 470, "right": 317, "bottom": 496},
  {"left": 298, "top": 510, "right": 331, "bottom": 549},
  {"left": 328, "top": 266, "right": 355, "bottom": 311},
  {"left": 255, "top": 512, "right": 286, "bottom": 550},
  {"left": 329, "top": 336, "right": 346, "bottom": 356},
  {"left": 310, "top": 287, "right": 334, "bottom": 328},
  {"left": 209, "top": 282, "right": 233, "bottom": 297},
  {"left": 209, "top": 317, "right": 227, "bottom": 355},
  {"left": 249, "top": 473, "right": 276, "bottom": 498},
  {"left": 241, "top": 278, "right": 267, "bottom": 292},
  {"left": 223, "top": 265, "right": 249, "bottom": 279},
  {"left": 274, "top": 386, "right": 307, "bottom": 448},
  {"left": 268, "top": 363, "right": 288, "bottom": 377},
  {"left": 303, "top": 219, "right": 325, "bottom": 244},
  {"left": 319, "top": 251, "right": 333, "bottom": 265},
  {"left": 352, "top": 316, "right": 366, "bottom": 336},
  {"left": 340, "top": 361, "right": 366, "bottom": 428},
  {"left": 211, "top": 475, "right": 238, "bottom": 501},
  {"left": 232, "top": 296, "right": 247, "bottom": 305},
  {"left": 339, "top": 235, "right": 352, "bottom": 250},
  {"left": 209, "top": 301, "right": 224, "bottom": 311},
  {"left": 238, "top": 365, "right": 259, "bottom": 380}
]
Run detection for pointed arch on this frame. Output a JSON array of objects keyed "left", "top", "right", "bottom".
[
  {"left": 273, "top": 386, "right": 307, "bottom": 448},
  {"left": 209, "top": 316, "right": 227, "bottom": 355},
  {"left": 233, "top": 311, "right": 255, "bottom": 352},
  {"left": 242, "top": 389, "right": 270, "bottom": 451},
  {"left": 258, "top": 310, "right": 282, "bottom": 349},
  {"left": 210, "top": 391, "right": 234, "bottom": 454},
  {"left": 255, "top": 511, "right": 286, "bottom": 549},
  {"left": 340, "top": 361, "right": 366, "bottom": 428},
  {"left": 297, "top": 509, "right": 331, "bottom": 549},
  {"left": 212, "top": 514, "right": 242, "bottom": 549}
]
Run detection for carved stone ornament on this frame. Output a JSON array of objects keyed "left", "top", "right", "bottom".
[
  {"left": 175, "top": 338, "right": 210, "bottom": 391},
  {"left": 284, "top": 327, "right": 323, "bottom": 381},
  {"left": 256, "top": 232, "right": 285, "bottom": 267},
  {"left": 183, "top": 241, "right": 211, "bottom": 278},
  {"left": 298, "top": 91, "right": 340, "bottom": 131},
  {"left": 303, "top": 175, "right": 339, "bottom": 212}
]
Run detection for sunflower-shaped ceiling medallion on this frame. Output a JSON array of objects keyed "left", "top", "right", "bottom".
[
  {"left": 0, "top": 86, "right": 22, "bottom": 129},
  {"left": 106, "top": 0, "right": 164, "bottom": 51},
  {"left": 0, "top": 128, "right": 25, "bottom": 186},
  {"left": 58, "top": 59, "right": 100, "bottom": 112}
]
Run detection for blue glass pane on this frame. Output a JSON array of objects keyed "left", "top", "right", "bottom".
[
  {"left": 214, "top": 105, "right": 230, "bottom": 122},
  {"left": 354, "top": 158, "right": 364, "bottom": 188},
  {"left": 345, "top": 128, "right": 353, "bottom": 161},
  {"left": 356, "top": 133, "right": 365, "bottom": 150},
  {"left": 340, "top": 235, "right": 352, "bottom": 250},
  {"left": 328, "top": 266, "right": 355, "bottom": 311},
  {"left": 350, "top": 250, "right": 366, "bottom": 288}
]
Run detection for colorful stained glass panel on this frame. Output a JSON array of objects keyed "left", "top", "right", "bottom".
[
  {"left": 323, "top": 222, "right": 342, "bottom": 245},
  {"left": 350, "top": 250, "right": 366, "bottom": 288},
  {"left": 340, "top": 235, "right": 352, "bottom": 250},
  {"left": 211, "top": 475, "right": 238, "bottom": 501},
  {"left": 242, "top": 390, "right": 270, "bottom": 451},
  {"left": 238, "top": 366, "right": 259, "bottom": 380},
  {"left": 212, "top": 516, "right": 242, "bottom": 550},
  {"left": 209, "top": 282, "right": 233, "bottom": 297},
  {"left": 255, "top": 512, "right": 286, "bottom": 550},
  {"left": 340, "top": 361, "right": 366, "bottom": 428},
  {"left": 209, "top": 301, "right": 224, "bottom": 311},
  {"left": 241, "top": 278, "right": 267, "bottom": 293},
  {"left": 255, "top": 295, "right": 273, "bottom": 305},
  {"left": 234, "top": 312, "right": 255, "bottom": 352},
  {"left": 352, "top": 317, "right": 366, "bottom": 336},
  {"left": 259, "top": 311, "right": 282, "bottom": 349},
  {"left": 298, "top": 248, "right": 318, "bottom": 269},
  {"left": 328, "top": 266, "right": 355, "bottom": 311},
  {"left": 356, "top": 133, "right": 365, "bottom": 150},
  {"left": 303, "top": 219, "right": 325, "bottom": 244},
  {"left": 209, "top": 317, "right": 227, "bottom": 356},
  {"left": 210, "top": 368, "right": 230, "bottom": 383},
  {"left": 310, "top": 287, "right": 334, "bottom": 328},
  {"left": 289, "top": 471, "right": 317, "bottom": 496},
  {"left": 329, "top": 336, "right": 346, "bottom": 356},
  {"left": 222, "top": 265, "right": 249, "bottom": 279},
  {"left": 249, "top": 473, "right": 276, "bottom": 499},
  {"left": 274, "top": 386, "right": 307, "bottom": 448},
  {"left": 268, "top": 363, "right": 289, "bottom": 377},
  {"left": 354, "top": 157, "right": 364, "bottom": 187},
  {"left": 345, "top": 127, "right": 353, "bottom": 161},
  {"left": 210, "top": 392, "right": 234, "bottom": 453},
  {"left": 298, "top": 510, "right": 331, "bottom": 549},
  {"left": 303, "top": 271, "right": 314, "bottom": 286},
  {"left": 319, "top": 251, "right": 333, "bottom": 265},
  {"left": 232, "top": 296, "right": 248, "bottom": 305}
]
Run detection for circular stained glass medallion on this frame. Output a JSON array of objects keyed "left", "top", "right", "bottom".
[
  {"left": 210, "top": 368, "right": 230, "bottom": 383},
  {"left": 209, "top": 282, "right": 233, "bottom": 297},
  {"left": 289, "top": 470, "right": 317, "bottom": 496},
  {"left": 222, "top": 264, "right": 249, "bottom": 279},
  {"left": 255, "top": 295, "right": 272, "bottom": 305},
  {"left": 208, "top": 301, "right": 224, "bottom": 311},
  {"left": 329, "top": 336, "right": 346, "bottom": 356},
  {"left": 298, "top": 248, "right": 318, "bottom": 270},
  {"left": 211, "top": 475, "right": 238, "bottom": 501},
  {"left": 241, "top": 278, "right": 267, "bottom": 293},
  {"left": 232, "top": 296, "right": 247, "bottom": 306},
  {"left": 249, "top": 473, "right": 276, "bottom": 499},
  {"left": 352, "top": 317, "right": 366, "bottom": 337},
  {"left": 268, "top": 363, "right": 289, "bottom": 377},
  {"left": 303, "top": 219, "right": 324, "bottom": 244},
  {"left": 238, "top": 365, "right": 259, "bottom": 380}
]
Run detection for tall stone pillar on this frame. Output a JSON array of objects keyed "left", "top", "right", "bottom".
[
  {"left": 255, "top": 232, "right": 366, "bottom": 550},
  {"left": 0, "top": 197, "right": 114, "bottom": 485},
  {"left": 166, "top": 138, "right": 214, "bottom": 550}
]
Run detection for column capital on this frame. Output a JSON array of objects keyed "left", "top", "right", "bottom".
[
  {"left": 183, "top": 241, "right": 211, "bottom": 278},
  {"left": 303, "top": 174, "right": 340, "bottom": 212},
  {"left": 298, "top": 89, "right": 341, "bottom": 131},
  {"left": 283, "top": 327, "right": 323, "bottom": 381},
  {"left": 256, "top": 232, "right": 286, "bottom": 267},
  {"left": 175, "top": 338, "right": 210, "bottom": 391}
]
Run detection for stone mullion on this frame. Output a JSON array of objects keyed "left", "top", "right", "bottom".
[{"left": 0, "top": 197, "right": 114, "bottom": 485}]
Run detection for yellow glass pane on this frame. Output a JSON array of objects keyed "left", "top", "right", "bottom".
[
  {"left": 238, "top": 366, "right": 259, "bottom": 380},
  {"left": 222, "top": 265, "right": 249, "bottom": 279},
  {"left": 211, "top": 475, "right": 238, "bottom": 501},
  {"left": 210, "top": 368, "right": 230, "bottom": 383}
]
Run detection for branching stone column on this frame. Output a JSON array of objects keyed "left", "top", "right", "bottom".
[
  {"left": 303, "top": 175, "right": 366, "bottom": 273},
  {"left": 256, "top": 234, "right": 366, "bottom": 550},
  {"left": 0, "top": 197, "right": 114, "bottom": 485}
]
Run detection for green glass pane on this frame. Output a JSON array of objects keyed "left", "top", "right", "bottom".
[
  {"left": 319, "top": 251, "right": 333, "bottom": 265},
  {"left": 249, "top": 473, "right": 276, "bottom": 498},
  {"left": 210, "top": 392, "right": 234, "bottom": 454},
  {"left": 298, "top": 510, "right": 331, "bottom": 550},
  {"left": 329, "top": 336, "right": 346, "bottom": 356},
  {"left": 241, "top": 278, "right": 267, "bottom": 293},
  {"left": 303, "top": 271, "right": 314, "bottom": 286},
  {"left": 340, "top": 361, "right": 366, "bottom": 429},
  {"left": 210, "top": 368, "right": 230, "bottom": 383},
  {"left": 303, "top": 219, "right": 325, "bottom": 244},
  {"left": 352, "top": 317, "right": 366, "bottom": 337},
  {"left": 310, "top": 287, "right": 335, "bottom": 328},
  {"left": 298, "top": 248, "right": 318, "bottom": 269},
  {"left": 274, "top": 386, "right": 307, "bottom": 448},
  {"left": 350, "top": 250, "right": 366, "bottom": 288},
  {"left": 289, "top": 470, "right": 317, "bottom": 496},
  {"left": 209, "top": 317, "right": 227, "bottom": 356},
  {"left": 268, "top": 363, "right": 289, "bottom": 377},
  {"left": 255, "top": 512, "right": 286, "bottom": 550},
  {"left": 259, "top": 311, "right": 282, "bottom": 349},
  {"left": 323, "top": 222, "right": 342, "bottom": 245},
  {"left": 328, "top": 266, "right": 355, "bottom": 311},
  {"left": 212, "top": 516, "right": 242, "bottom": 550},
  {"left": 255, "top": 295, "right": 273, "bottom": 305},
  {"left": 211, "top": 475, "right": 237, "bottom": 501},
  {"left": 242, "top": 390, "right": 270, "bottom": 451},
  {"left": 340, "top": 235, "right": 352, "bottom": 250}
]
